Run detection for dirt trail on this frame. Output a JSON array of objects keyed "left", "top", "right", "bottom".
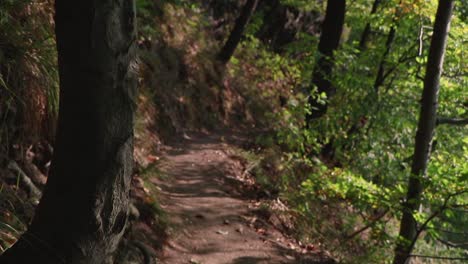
[{"left": 149, "top": 132, "right": 314, "bottom": 264}]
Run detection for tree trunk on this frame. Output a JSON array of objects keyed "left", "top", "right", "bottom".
[
  {"left": 256, "top": 0, "right": 287, "bottom": 49},
  {"left": 0, "top": 0, "right": 137, "bottom": 263},
  {"left": 359, "top": 0, "right": 382, "bottom": 50},
  {"left": 306, "top": 0, "right": 346, "bottom": 122},
  {"left": 343, "top": 25, "right": 396, "bottom": 154},
  {"left": 373, "top": 23, "right": 397, "bottom": 95},
  {"left": 217, "top": 0, "right": 259, "bottom": 64},
  {"left": 393, "top": 1, "right": 454, "bottom": 263}
]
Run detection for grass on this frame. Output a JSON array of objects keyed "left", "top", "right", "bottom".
[{"left": 0, "top": 183, "right": 31, "bottom": 254}]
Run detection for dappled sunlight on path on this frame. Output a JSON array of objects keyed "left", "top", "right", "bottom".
[{"left": 150, "top": 132, "right": 313, "bottom": 264}]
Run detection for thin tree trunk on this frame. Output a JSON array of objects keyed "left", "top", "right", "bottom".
[
  {"left": 373, "top": 25, "right": 396, "bottom": 94},
  {"left": 343, "top": 4, "right": 399, "bottom": 161},
  {"left": 306, "top": 0, "right": 346, "bottom": 122},
  {"left": 0, "top": 0, "right": 137, "bottom": 263},
  {"left": 359, "top": 0, "right": 382, "bottom": 50},
  {"left": 343, "top": 25, "right": 397, "bottom": 153},
  {"left": 393, "top": 1, "right": 454, "bottom": 263},
  {"left": 372, "top": 0, "right": 402, "bottom": 95},
  {"left": 217, "top": 0, "right": 259, "bottom": 64}
]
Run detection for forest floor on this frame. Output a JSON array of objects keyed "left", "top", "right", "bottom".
[{"left": 146, "top": 130, "right": 334, "bottom": 264}]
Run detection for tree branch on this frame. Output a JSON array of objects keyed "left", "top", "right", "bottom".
[
  {"left": 435, "top": 237, "right": 468, "bottom": 249},
  {"left": 345, "top": 209, "right": 389, "bottom": 240},
  {"left": 436, "top": 117, "right": 468, "bottom": 126},
  {"left": 409, "top": 254, "right": 468, "bottom": 261},
  {"left": 428, "top": 227, "right": 468, "bottom": 236},
  {"left": 407, "top": 190, "right": 467, "bottom": 254},
  {"left": 7, "top": 161, "right": 42, "bottom": 203}
]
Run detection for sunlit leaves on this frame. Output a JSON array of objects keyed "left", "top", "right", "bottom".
[{"left": 230, "top": 0, "right": 466, "bottom": 261}]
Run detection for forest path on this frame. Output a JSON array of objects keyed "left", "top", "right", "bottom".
[{"left": 149, "top": 131, "right": 308, "bottom": 264}]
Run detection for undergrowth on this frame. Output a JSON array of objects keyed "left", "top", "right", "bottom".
[
  {"left": 0, "top": 0, "right": 57, "bottom": 253},
  {"left": 1, "top": 1, "right": 465, "bottom": 263},
  {"left": 0, "top": 0, "right": 58, "bottom": 153}
]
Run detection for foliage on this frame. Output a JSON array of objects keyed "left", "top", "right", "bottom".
[
  {"left": 0, "top": 0, "right": 57, "bottom": 252},
  {"left": 230, "top": 0, "right": 468, "bottom": 262},
  {"left": 0, "top": 0, "right": 58, "bottom": 155},
  {"left": 0, "top": 0, "right": 466, "bottom": 262},
  {"left": 0, "top": 183, "right": 32, "bottom": 254},
  {"left": 280, "top": 0, "right": 321, "bottom": 12}
]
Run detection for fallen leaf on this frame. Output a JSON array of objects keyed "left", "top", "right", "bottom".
[
  {"left": 189, "top": 258, "right": 201, "bottom": 264},
  {"left": 216, "top": 230, "right": 229, "bottom": 235}
]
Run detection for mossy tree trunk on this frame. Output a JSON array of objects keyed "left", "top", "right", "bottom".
[
  {"left": 306, "top": 0, "right": 346, "bottom": 123},
  {"left": 217, "top": 0, "right": 259, "bottom": 64},
  {"left": 393, "top": 1, "right": 454, "bottom": 263},
  {"left": 0, "top": 0, "right": 137, "bottom": 263}
]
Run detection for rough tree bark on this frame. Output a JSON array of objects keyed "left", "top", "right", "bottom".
[
  {"left": 0, "top": 0, "right": 137, "bottom": 263},
  {"left": 217, "top": 0, "right": 259, "bottom": 64},
  {"left": 393, "top": 1, "right": 454, "bottom": 263},
  {"left": 306, "top": 0, "right": 346, "bottom": 123}
]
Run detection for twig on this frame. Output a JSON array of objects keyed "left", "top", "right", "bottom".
[
  {"left": 7, "top": 161, "right": 42, "bottom": 203},
  {"left": 428, "top": 227, "right": 468, "bottom": 236},
  {"left": 409, "top": 254, "right": 468, "bottom": 261},
  {"left": 345, "top": 209, "right": 389, "bottom": 240},
  {"left": 131, "top": 241, "right": 154, "bottom": 264},
  {"left": 435, "top": 237, "right": 468, "bottom": 249},
  {"left": 446, "top": 205, "right": 468, "bottom": 211}
]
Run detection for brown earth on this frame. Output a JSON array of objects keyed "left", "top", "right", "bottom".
[{"left": 144, "top": 131, "right": 334, "bottom": 264}]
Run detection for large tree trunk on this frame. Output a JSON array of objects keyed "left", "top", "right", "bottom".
[
  {"left": 0, "top": 0, "right": 137, "bottom": 263},
  {"left": 393, "top": 1, "right": 454, "bottom": 263},
  {"left": 306, "top": 0, "right": 346, "bottom": 123},
  {"left": 217, "top": 0, "right": 259, "bottom": 64}
]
